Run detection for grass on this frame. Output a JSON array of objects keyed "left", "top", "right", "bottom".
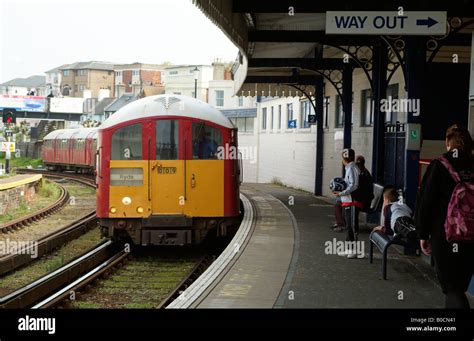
[
  {"left": 0, "top": 179, "right": 61, "bottom": 224},
  {"left": 0, "top": 229, "right": 102, "bottom": 294},
  {"left": 270, "top": 177, "right": 312, "bottom": 194},
  {"left": 70, "top": 257, "right": 197, "bottom": 309},
  {"left": 45, "top": 255, "right": 65, "bottom": 272},
  {"left": 0, "top": 156, "right": 43, "bottom": 170},
  {"left": 0, "top": 201, "right": 30, "bottom": 223},
  {"left": 38, "top": 178, "right": 61, "bottom": 198},
  {"left": 271, "top": 177, "right": 283, "bottom": 186}
]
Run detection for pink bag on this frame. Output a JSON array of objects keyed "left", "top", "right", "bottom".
[{"left": 438, "top": 157, "right": 474, "bottom": 242}]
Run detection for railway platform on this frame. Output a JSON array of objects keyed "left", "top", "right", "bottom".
[
  {"left": 185, "top": 184, "right": 473, "bottom": 309},
  {"left": 0, "top": 173, "right": 42, "bottom": 191}
]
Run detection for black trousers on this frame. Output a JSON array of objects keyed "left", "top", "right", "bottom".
[
  {"left": 431, "top": 237, "right": 474, "bottom": 308},
  {"left": 344, "top": 205, "right": 359, "bottom": 242}
]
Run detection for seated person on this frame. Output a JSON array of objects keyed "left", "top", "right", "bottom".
[
  {"left": 373, "top": 188, "right": 416, "bottom": 239},
  {"left": 193, "top": 126, "right": 218, "bottom": 159}
]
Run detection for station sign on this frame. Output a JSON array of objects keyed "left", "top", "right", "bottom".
[
  {"left": 288, "top": 120, "right": 297, "bottom": 129},
  {"left": 326, "top": 11, "right": 447, "bottom": 35},
  {"left": 0, "top": 142, "right": 15, "bottom": 152}
]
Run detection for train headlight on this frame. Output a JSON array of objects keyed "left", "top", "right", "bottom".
[
  {"left": 122, "top": 197, "right": 132, "bottom": 205},
  {"left": 136, "top": 206, "right": 144, "bottom": 214},
  {"left": 109, "top": 207, "right": 117, "bottom": 214}
]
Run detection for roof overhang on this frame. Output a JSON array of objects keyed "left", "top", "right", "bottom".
[{"left": 194, "top": 0, "right": 474, "bottom": 96}]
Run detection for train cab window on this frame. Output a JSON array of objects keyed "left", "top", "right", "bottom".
[
  {"left": 156, "top": 120, "right": 178, "bottom": 160},
  {"left": 111, "top": 124, "right": 142, "bottom": 160},
  {"left": 192, "top": 123, "right": 222, "bottom": 160}
]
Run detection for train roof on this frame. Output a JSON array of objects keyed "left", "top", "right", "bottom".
[
  {"left": 43, "top": 128, "right": 98, "bottom": 140},
  {"left": 100, "top": 94, "right": 234, "bottom": 130}
]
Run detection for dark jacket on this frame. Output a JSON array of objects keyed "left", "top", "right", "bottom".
[
  {"left": 415, "top": 150, "right": 473, "bottom": 241},
  {"left": 415, "top": 149, "right": 474, "bottom": 293}
]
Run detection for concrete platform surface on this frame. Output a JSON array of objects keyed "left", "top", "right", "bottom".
[{"left": 196, "top": 183, "right": 474, "bottom": 309}]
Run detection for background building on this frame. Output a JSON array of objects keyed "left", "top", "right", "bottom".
[
  {"left": 45, "top": 65, "right": 68, "bottom": 97},
  {"left": 0, "top": 76, "right": 46, "bottom": 96},
  {"left": 164, "top": 64, "right": 213, "bottom": 101},
  {"left": 114, "top": 63, "right": 166, "bottom": 98},
  {"left": 60, "top": 61, "right": 115, "bottom": 98}
]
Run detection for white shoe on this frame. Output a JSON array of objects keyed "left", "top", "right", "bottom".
[
  {"left": 347, "top": 252, "right": 357, "bottom": 259},
  {"left": 357, "top": 253, "right": 365, "bottom": 259}
]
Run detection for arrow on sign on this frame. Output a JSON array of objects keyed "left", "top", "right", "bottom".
[{"left": 416, "top": 17, "right": 438, "bottom": 28}]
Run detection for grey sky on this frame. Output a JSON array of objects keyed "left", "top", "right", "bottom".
[{"left": 0, "top": 0, "right": 238, "bottom": 83}]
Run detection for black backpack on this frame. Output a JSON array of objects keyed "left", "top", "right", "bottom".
[{"left": 353, "top": 170, "right": 374, "bottom": 211}]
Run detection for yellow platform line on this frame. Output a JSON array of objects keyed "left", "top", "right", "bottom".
[{"left": 0, "top": 174, "right": 43, "bottom": 191}]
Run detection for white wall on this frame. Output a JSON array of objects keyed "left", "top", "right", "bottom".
[
  {"left": 164, "top": 65, "right": 213, "bottom": 101},
  {"left": 236, "top": 67, "right": 421, "bottom": 196},
  {"left": 0, "top": 86, "right": 28, "bottom": 96},
  {"left": 45, "top": 71, "right": 62, "bottom": 97},
  {"left": 208, "top": 80, "right": 255, "bottom": 108}
]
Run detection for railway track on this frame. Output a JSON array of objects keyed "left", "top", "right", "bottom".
[
  {"left": 0, "top": 242, "right": 214, "bottom": 309},
  {"left": 0, "top": 240, "right": 123, "bottom": 309},
  {"left": 0, "top": 181, "right": 69, "bottom": 233},
  {"left": 0, "top": 169, "right": 244, "bottom": 310},
  {"left": 0, "top": 169, "right": 97, "bottom": 275},
  {"left": 16, "top": 168, "right": 95, "bottom": 187}
]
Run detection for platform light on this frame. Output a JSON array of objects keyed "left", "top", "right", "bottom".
[
  {"left": 122, "top": 197, "right": 132, "bottom": 205},
  {"left": 109, "top": 207, "right": 117, "bottom": 214},
  {"left": 136, "top": 206, "right": 144, "bottom": 214}
]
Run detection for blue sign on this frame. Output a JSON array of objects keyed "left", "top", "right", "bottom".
[{"left": 288, "top": 120, "right": 297, "bottom": 129}]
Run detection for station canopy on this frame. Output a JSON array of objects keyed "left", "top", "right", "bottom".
[{"left": 193, "top": 0, "right": 474, "bottom": 97}]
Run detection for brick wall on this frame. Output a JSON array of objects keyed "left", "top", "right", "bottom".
[
  {"left": 140, "top": 70, "right": 162, "bottom": 86},
  {"left": 0, "top": 182, "right": 39, "bottom": 215},
  {"left": 123, "top": 70, "right": 132, "bottom": 92}
]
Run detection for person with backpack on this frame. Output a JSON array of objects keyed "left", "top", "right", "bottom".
[{"left": 415, "top": 124, "right": 474, "bottom": 309}]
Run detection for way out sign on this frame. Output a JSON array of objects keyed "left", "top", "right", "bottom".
[{"left": 326, "top": 11, "right": 447, "bottom": 35}]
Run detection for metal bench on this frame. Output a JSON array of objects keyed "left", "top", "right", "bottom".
[{"left": 369, "top": 230, "right": 410, "bottom": 280}]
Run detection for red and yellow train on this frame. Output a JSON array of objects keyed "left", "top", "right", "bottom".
[{"left": 42, "top": 95, "right": 241, "bottom": 246}]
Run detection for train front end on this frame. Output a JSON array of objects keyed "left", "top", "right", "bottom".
[{"left": 96, "top": 95, "right": 240, "bottom": 246}]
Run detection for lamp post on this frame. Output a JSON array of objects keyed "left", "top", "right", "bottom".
[{"left": 193, "top": 66, "right": 200, "bottom": 99}]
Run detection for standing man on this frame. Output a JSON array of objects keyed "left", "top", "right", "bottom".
[{"left": 333, "top": 148, "right": 364, "bottom": 258}]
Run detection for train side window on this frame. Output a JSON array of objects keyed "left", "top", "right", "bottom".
[
  {"left": 111, "top": 124, "right": 142, "bottom": 160},
  {"left": 192, "top": 123, "right": 222, "bottom": 160},
  {"left": 156, "top": 120, "right": 178, "bottom": 160}
]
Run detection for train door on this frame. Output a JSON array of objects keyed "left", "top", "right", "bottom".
[
  {"left": 108, "top": 123, "right": 151, "bottom": 218},
  {"left": 184, "top": 121, "right": 224, "bottom": 217},
  {"left": 150, "top": 119, "right": 185, "bottom": 215}
]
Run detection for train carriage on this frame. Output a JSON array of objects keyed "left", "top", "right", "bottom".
[
  {"left": 97, "top": 95, "right": 241, "bottom": 246},
  {"left": 42, "top": 128, "right": 98, "bottom": 172}
]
